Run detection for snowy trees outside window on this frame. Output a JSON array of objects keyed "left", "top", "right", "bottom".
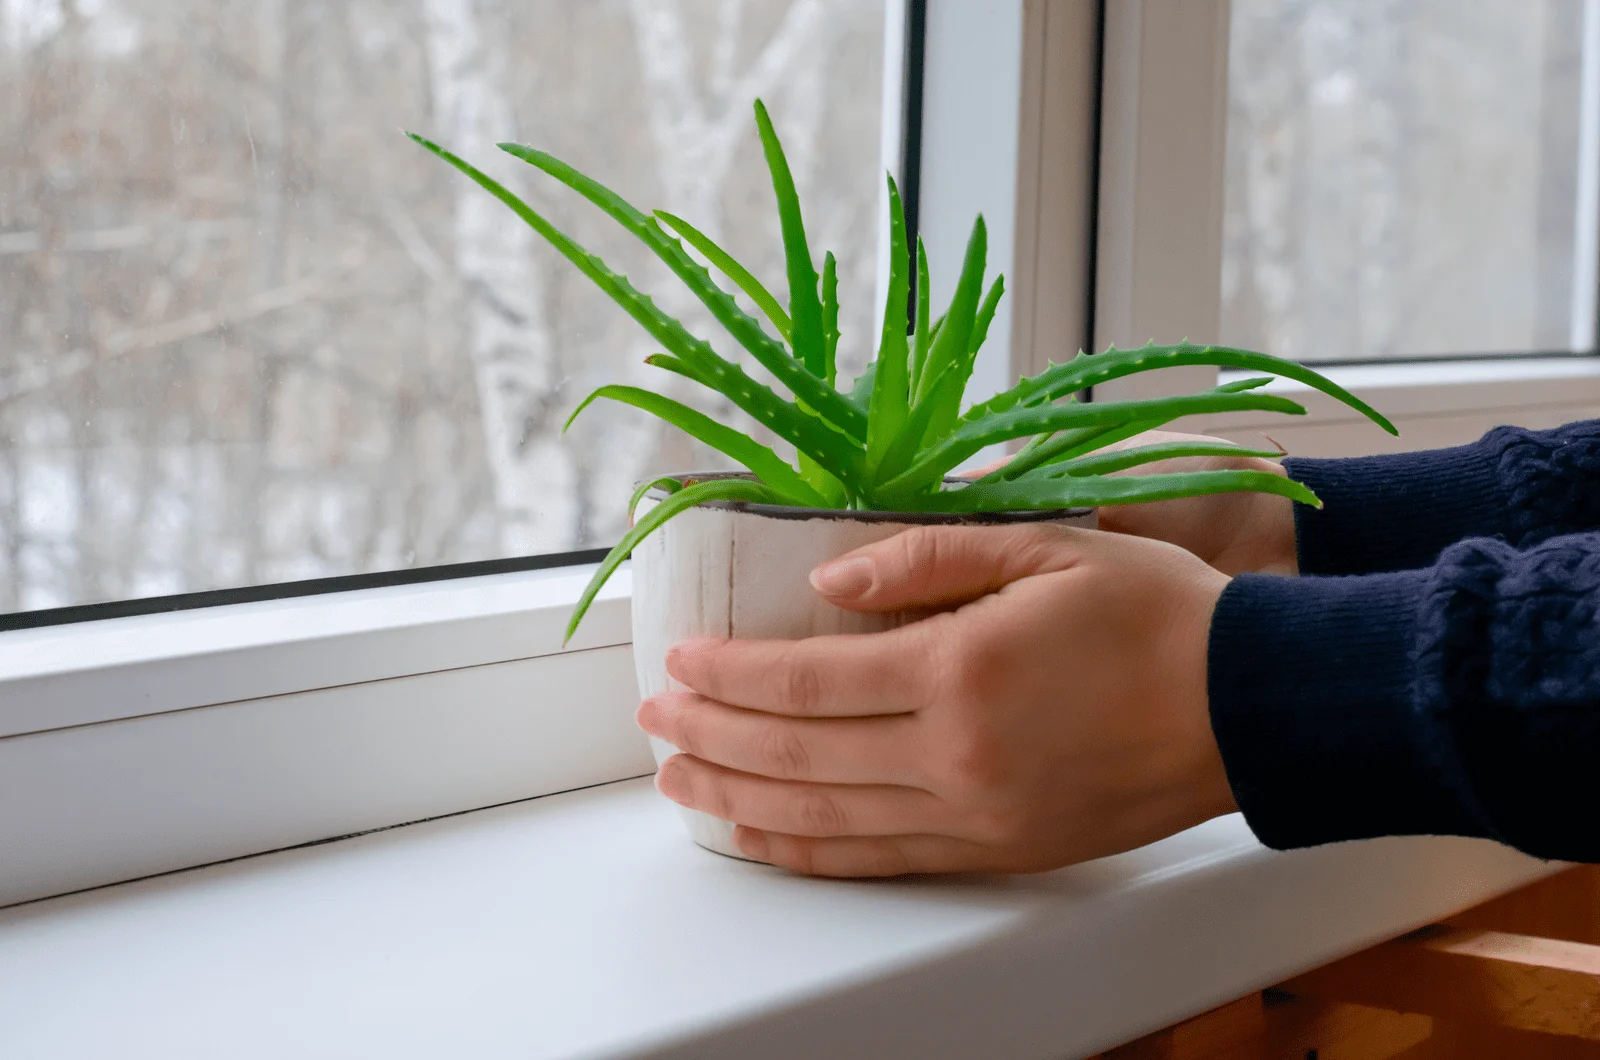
[
  {"left": 0, "top": 0, "right": 886, "bottom": 613},
  {"left": 1222, "top": 0, "right": 1600, "bottom": 362}
]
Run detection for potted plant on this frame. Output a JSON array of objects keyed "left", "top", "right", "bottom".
[{"left": 411, "top": 102, "right": 1394, "bottom": 858}]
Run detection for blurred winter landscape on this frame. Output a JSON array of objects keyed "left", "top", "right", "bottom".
[
  {"left": 1222, "top": 0, "right": 1598, "bottom": 362},
  {"left": 1, "top": 0, "right": 1595, "bottom": 614},
  {"left": 0, "top": 0, "right": 887, "bottom": 612}
]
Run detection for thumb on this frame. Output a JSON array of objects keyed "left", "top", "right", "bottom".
[{"left": 809, "top": 524, "right": 1083, "bottom": 613}]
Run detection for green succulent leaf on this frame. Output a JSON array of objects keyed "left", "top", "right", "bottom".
[
  {"left": 821, "top": 250, "right": 840, "bottom": 387},
  {"left": 796, "top": 448, "right": 848, "bottom": 508},
  {"left": 920, "top": 295, "right": 997, "bottom": 451},
  {"left": 873, "top": 356, "right": 964, "bottom": 491},
  {"left": 879, "top": 390, "right": 1310, "bottom": 502},
  {"left": 565, "top": 385, "right": 828, "bottom": 506},
  {"left": 917, "top": 468, "right": 1322, "bottom": 515},
  {"left": 910, "top": 238, "right": 933, "bottom": 393},
  {"left": 628, "top": 476, "right": 682, "bottom": 521},
  {"left": 494, "top": 139, "right": 867, "bottom": 443},
  {"left": 963, "top": 342, "right": 1396, "bottom": 435},
  {"left": 916, "top": 214, "right": 986, "bottom": 410},
  {"left": 567, "top": 477, "right": 785, "bottom": 643},
  {"left": 654, "top": 209, "right": 791, "bottom": 340},
  {"left": 848, "top": 359, "right": 878, "bottom": 411},
  {"left": 1047, "top": 440, "right": 1284, "bottom": 477},
  {"left": 994, "top": 376, "right": 1282, "bottom": 483},
  {"left": 866, "top": 174, "right": 912, "bottom": 475},
  {"left": 753, "top": 100, "right": 827, "bottom": 378},
  {"left": 644, "top": 352, "right": 705, "bottom": 385},
  {"left": 412, "top": 134, "right": 709, "bottom": 370},
  {"left": 1216, "top": 375, "right": 1276, "bottom": 393},
  {"left": 407, "top": 135, "right": 865, "bottom": 486},
  {"left": 968, "top": 275, "right": 1004, "bottom": 359}
]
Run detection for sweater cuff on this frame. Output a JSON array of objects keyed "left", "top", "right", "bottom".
[
  {"left": 1208, "top": 571, "right": 1482, "bottom": 849},
  {"left": 1285, "top": 444, "right": 1506, "bottom": 576}
]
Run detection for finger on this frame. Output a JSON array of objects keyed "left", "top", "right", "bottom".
[
  {"left": 807, "top": 524, "right": 1082, "bottom": 614},
  {"left": 666, "top": 631, "right": 934, "bottom": 717},
  {"left": 656, "top": 755, "right": 946, "bottom": 837},
  {"left": 637, "top": 691, "right": 923, "bottom": 786},
  {"left": 734, "top": 828, "right": 1001, "bottom": 878},
  {"left": 954, "top": 454, "right": 1009, "bottom": 480}
]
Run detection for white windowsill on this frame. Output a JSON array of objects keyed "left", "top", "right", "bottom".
[{"left": 0, "top": 776, "right": 1557, "bottom": 1060}]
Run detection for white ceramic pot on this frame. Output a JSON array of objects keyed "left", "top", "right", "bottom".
[{"left": 630, "top": 472, "right": 1097, "bottom": 859}]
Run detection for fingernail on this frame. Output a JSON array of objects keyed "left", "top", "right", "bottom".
[
  {"left": 665, "top": 644, "right": 692, "bottom": 682},
  {"left": 635, "top": 697, "right": 663, "bottom": 735},
  {"left": 810, "top": 556, "right": 874, "bottom": 598},
  {"left": 666, "top": 638, "right": 716, "bottom": 683}
]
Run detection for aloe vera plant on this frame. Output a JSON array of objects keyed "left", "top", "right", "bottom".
[{"left": 410, "top": 101, "right": 1395, "bottom": 642}]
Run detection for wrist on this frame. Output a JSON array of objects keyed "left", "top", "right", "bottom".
[
  {"left": 1211, "top": 460, "right": 1299, "bottom": 577},
  {"left": 1159, "top": 565, "right": 1239, "bottom": 834},
  {"left": 1188, "top": 575, "right": 1240, "bottom": 821}
]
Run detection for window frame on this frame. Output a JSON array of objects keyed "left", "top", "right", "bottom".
[
  {"left": 6, "top": 0, "right": 1600, "bottom": 910},
  {"left": 1082, "top": 0, "right": 1600, "bottom": 454}
]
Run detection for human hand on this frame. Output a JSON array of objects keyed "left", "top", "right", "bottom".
[
  {"left": 1091, "top": 430, "right": 1299, "bottom": 576},
  {"left": 635, "top": 524, "right": 1237, "bottom": 877}
]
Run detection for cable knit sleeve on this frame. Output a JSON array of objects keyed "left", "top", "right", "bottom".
[
  {"left": 1209, "top": 531, "right": 1600, "bottom": 861},
  {"left": 1284, "top": 419, "right": 1600, "bottom": 575}
]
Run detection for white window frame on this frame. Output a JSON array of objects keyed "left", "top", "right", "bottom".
[
  {"left": 5, "top": 0, "right": 1599, "bottom": 909},
  {"left": 1080, "top": 0, "right": 1600, "bottom": 454}
]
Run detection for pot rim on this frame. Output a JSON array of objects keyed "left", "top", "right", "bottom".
[{"left": 641, "top": 470, "right": 1093, "bottom": 525}]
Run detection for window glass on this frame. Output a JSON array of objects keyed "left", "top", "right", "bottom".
[
  {"left": 1222, "top": 0, "right": 1600, "bottom": 362},
  {"left": 0, "top": 0, "right": 888, "bottom": 614}
]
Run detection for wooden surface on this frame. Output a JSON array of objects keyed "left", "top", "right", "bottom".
[
  {"left": 1094, "top": 867, "right": 1600, "bottom": 1060},
  {"left": 1281, "top": 926, "right": 1600, "bottom": 1039}
]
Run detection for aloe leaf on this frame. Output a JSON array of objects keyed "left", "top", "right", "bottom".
[
  {"left": 494, "top": 140, "right": 867, "bottom": 443},
  {"left": 916, "top": 214, "right": 987, "bottom": 407},
  {"left": 628, "top": 476, "right": 682, "bottom": 521},
  {"left": 800, "top": 451, "right": 848, "bottom": 504},
  {"left": 565, "top": 385, "right": 828, "bottom": 506},
  {"left": 988, "top": 421, "right": 1145, "bottom": 485},
  {"left": 753, "top": 100, "right": 827, "bottom": 378},
  {"left": 915, "top": 468, "right": 1322, "bottom": 515},
  {"left": 921, "top": 278, "right": 999, "bottom": 447},
  {"left": 962, "top": 341, "right": 1396, "bottom": 435},
  {"left": 866, "top": 174, "right": 912, "bottom": 475},
  {"left": 991, "top": 376, "right": 1281, "bottom": 484},
  {"left": 910, "top": 238, "right": 932, "bottom": 392},
  {"left": 871, "top": 356, "right": 965, "bottom": 493},
  {"left": 968, "top": 274, "right": 1004, "bottom": 357},
  {"left": 644, "top": 352, "right": 706, "bottom": 385},
  {"left": 567, "top": 478, "right": 784, "bottom": 642},
  {"left": 1048, "top": 440, "right": 1283, "bottom": 477},
  {"left": 1218, "top": 375, "right": 1274, "bottom": 392},
  {"left": 655, "top": 209, "right": 791, "bottom": 340},
  {"left": 412, "top": 134, "right": 714, "bottom": 373},
  {"left": 821, "top": 251, "right": 840, "bottom": 387},
  {"left": 878, "top": 390, "right": 1310, "bottom": 502},
  {"left": 410, "top": 134, "right": 864, "bottom": 488},
  {"left": 848, "top": 360, "right": 878, "bottom": 410}
]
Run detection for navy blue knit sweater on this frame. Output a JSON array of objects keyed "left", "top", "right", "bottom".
[{"left": 1208, "top": 419, "right": 1600, "bottom": 860}]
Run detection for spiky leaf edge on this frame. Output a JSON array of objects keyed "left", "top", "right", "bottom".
[
  {"left": 406, "top": 134, "right": 865, "bottom": 489},
  {"left": 565, "top": 385, "right": 828, "bottom": 506}
]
